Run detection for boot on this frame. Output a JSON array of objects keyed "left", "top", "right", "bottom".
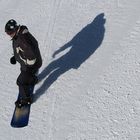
[
  {"left": 15, "top": 96, "right": 33, "bottom": 108},
  {"left": 15, "top": 99, "right": 23, "bottom": 108}
]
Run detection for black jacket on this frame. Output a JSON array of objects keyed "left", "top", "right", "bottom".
[{"left": 12, "top": 25, "right": 42, "bottom": 71}]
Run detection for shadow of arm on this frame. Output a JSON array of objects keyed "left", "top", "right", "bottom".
[{"left": 52, "top": 42, "right": 72, "bottom": 58}]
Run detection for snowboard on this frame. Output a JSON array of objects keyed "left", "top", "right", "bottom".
[{"left": 11, "top": 86, "right": 34, "bottom": 128}]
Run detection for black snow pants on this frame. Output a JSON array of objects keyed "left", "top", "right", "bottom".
[{"left": 16, "top": 67, "right": 38, "bottom": 98}]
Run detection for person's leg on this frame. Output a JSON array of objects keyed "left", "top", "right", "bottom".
[{"left": 16, "top": 70, "right": 36, "bottom": 106}]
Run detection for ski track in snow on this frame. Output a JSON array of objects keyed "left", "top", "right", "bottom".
[{"left": 1, "top": 0, "right": 140, "bottom": 140}]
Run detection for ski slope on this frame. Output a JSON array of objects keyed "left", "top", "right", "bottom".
[{"left": 0, "top": 0, "right": 140, "bottom": 139}]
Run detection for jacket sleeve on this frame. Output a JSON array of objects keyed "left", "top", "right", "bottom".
[{"left": 18, "top": 33, "right": 37, "bottom": 66}]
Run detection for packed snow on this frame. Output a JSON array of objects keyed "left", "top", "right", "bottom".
[{"left": 0, "top": 0, "right": 140, "bottom": 139}]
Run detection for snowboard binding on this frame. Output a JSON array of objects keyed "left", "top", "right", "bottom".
[{"left": 15, "top": 96, "right": 33, "bottom": 108}]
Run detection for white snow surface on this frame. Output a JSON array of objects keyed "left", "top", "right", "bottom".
[{"left": 0, "top": 0, "right": 140, "bottom": 139}]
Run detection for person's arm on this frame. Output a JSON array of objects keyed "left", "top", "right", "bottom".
[{"left": 18, "top": 34, "right": 37, "bottom": 66}]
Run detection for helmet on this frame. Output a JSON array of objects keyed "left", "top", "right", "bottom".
[{"left": 5, "top": 19, "right": 18, "bottom": 35}]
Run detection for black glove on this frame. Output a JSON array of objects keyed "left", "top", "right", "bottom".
[{"left": 10, "top": 56, "right": 16, "bottom": 64}]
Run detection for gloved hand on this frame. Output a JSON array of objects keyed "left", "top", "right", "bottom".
[{"left": 10, "top": 56, "right": 16, "bottom": 64}]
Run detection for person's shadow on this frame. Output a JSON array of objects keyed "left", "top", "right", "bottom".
[{"left": 34, "top": 13, "right": 106, "bottom": 102}]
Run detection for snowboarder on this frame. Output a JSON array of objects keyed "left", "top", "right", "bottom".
[{"left": 5, "top": 19, "right": 42, "bottom": 107}]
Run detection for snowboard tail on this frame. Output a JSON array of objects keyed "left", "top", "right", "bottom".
[{"left": 11, "top": 86, "right": 34, "bottom": 128}]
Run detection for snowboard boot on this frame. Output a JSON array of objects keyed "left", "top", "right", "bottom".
[
  {"left": 15, "top": 99, "right": 22, "bottom": 108},
  {"left": 15, "top": 96, "right": 33, "bottom": 108}
]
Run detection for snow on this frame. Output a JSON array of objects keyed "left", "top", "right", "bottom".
[{"left": 0, "top": 0, "right": 140, "bottom": 139}]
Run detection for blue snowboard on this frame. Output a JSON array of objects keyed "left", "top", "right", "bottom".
[{"left": 11, "top": 86, "right": 34, "bottom": 128}]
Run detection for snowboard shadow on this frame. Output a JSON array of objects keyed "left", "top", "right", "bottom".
[{"left": 33, "top": 13, "right": 106, "bottom": 102}]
